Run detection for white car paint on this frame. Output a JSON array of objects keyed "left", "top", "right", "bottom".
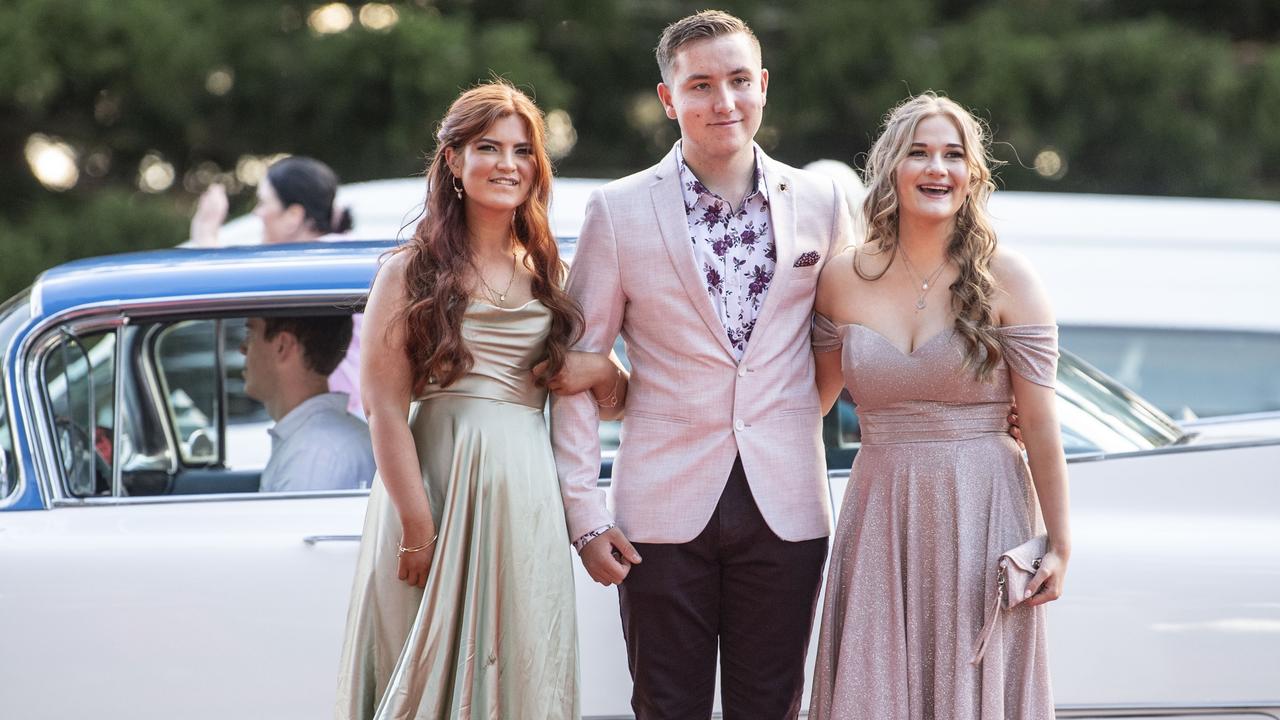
[{"left": 6, "top": 433, "right": 1280, "bottom": 718}]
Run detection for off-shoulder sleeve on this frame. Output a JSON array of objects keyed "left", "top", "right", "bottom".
[
  {"left": 812, "top": 313, "right": 843, "bottom": 353},
  {"left": 996, "top": 324, "right": 1058, "bottom": 388}
]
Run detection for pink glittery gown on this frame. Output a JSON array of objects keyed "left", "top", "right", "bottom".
[{"left": 808, "top": 318, "right": 1057, "bottom": 720}]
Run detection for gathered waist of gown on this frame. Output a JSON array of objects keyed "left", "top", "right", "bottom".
[
  {"left": 415, "top": 386, "right": 547, "bottom": 412},
  {"left": 858, "top": 400, "right": 1011, "bottom": 446}
]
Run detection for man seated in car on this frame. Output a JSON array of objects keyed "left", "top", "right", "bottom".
[{"left": 241, "top": 315, "right": 375, "bottom": 492}]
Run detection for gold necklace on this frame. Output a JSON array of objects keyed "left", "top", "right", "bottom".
[
  {"left": 472, "top": 249, "right": 518, "bottom": 306},
  {"left": 898, "top": 245, "right": 947, "bottom": 311}
]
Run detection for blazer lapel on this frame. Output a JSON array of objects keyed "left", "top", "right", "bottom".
[
  {"left": 650, "top": 149, "right": 736, "bottom": 359},
  {"left": 744, "top": 156, "right": 798, "bottom": 362}
]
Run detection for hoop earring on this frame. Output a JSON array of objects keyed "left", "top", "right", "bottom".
[{"left": 452, "top": 176, "right": 464, "bottom": 200}]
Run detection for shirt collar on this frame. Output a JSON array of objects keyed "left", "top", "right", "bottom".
[
  {"left": 269, "top": 392, "right": 350, "bottom": 441},
  {"left": 676, "top": 141, "right": 769, "bottom": 210}
]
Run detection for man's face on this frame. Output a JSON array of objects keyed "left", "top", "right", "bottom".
[
  {"left": 658, "top": 32, "right": 768, "bottom": 161},
  {"left": 239, "top": 317, "right": 278, "bottom": 403}
]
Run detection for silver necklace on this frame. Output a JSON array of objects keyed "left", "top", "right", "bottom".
[
  {"left": 898, "top": 246, "right": 947, "bottom": 310},
  {"left": 472, "top": 249, "right": 518, "bottom": 306}
]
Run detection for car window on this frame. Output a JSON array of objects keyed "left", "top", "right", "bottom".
[
  {"left": 1060, "top": 326, "right": 1280, "bottom": 420},
  {"left": 43, "top": 329, "right": 118, "bottom": 497},
  {"left": 154, "top": 320, "right": 222, "bottom": 465},
  {"left": 134, "top": 313, "right": 368, "bottom": 497}
]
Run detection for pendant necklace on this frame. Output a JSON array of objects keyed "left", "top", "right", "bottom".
[
  {"left": 473, "top": 249, "right": 518, "bottom": 306},
  {"left": 898, "top": 246, "right": 947, "bottom": 311}
]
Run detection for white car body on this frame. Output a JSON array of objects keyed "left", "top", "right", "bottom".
[
  {"left": 1, "top": 242, "right": 1277, "bottom": 719},
  {"left": 216, "top": 175, "right": 1280, "bottom": 425}
]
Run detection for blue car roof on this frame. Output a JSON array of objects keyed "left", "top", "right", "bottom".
[{"left": 33, "top": 240, "right": 396, "bottom": 318}]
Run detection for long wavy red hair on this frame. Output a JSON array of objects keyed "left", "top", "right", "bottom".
[{"left": 397, "top": 80, "right": 581, "bottom": 392}]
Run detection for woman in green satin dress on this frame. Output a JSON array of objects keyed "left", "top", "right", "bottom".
[{"left": 335, "top": 81, "right": 624, "bottom": 720}]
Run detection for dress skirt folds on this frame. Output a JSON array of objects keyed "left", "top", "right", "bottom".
[
  {"left": 808, "top": 320, "right": 1058, "bottom": 720},
  {"left": 336, "top": 301, "right": 579, "bottom": 720}
]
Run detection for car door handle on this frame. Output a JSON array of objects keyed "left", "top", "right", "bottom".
[{"left": 303, "top": 534, "right": 362, "bottom": 545}]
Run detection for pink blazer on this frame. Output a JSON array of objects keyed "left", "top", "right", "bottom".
[{"left": 551, "top": 146, "right": 853, "bottom": 544}]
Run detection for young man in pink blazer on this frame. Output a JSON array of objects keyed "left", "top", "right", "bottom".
[{"left": 551, "top": 10, "right": 852, "bottom": 719}]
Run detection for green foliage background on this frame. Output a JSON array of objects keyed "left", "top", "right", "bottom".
[{"left": 2, "top": 0, "right": 1278, "bottom": 296}]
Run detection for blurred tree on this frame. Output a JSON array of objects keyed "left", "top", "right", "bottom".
[
  {"left": 0, "top": 0, "right": 1277, "bottom": 297},
  {"left": 0, "top": 0, "right": 568, "bottom": 294}
]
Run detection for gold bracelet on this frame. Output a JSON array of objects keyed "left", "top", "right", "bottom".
[
  {"left": 596, "top": 369, "right": 622, "bottom": 408},
  {"left": 397, "top": 534, "right": 438, "bottom": 558}
]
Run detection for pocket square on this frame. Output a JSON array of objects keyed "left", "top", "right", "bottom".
[{"left": 793, "top": 251, "right": 821, "bottom": 268}]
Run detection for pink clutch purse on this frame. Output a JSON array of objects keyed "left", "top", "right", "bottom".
[{"left": 970, "top": 534, "right": 1047, "bottom": 664}]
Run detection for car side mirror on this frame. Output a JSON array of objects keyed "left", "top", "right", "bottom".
[{"left": 184, "top": 428, "right": 216, "bottom": 461}]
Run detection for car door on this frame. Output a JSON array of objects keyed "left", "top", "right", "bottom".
[{"left": 0, "top": 313, "right": 369, "bottom": 720}]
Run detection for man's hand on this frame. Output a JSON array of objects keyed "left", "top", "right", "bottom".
[
  {"left": 1007, "top": 400, "right": 1023, "bottom": 450},
  {"left": 579, "top": 527, "right": 641, "bottom": 586}
]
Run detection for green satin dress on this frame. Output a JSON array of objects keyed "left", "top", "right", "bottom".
[{"left": 336, "top": 300, "right": 579, "bottom": 720}]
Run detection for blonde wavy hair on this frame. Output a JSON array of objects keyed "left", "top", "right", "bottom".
[{"left": 858, "top": 92, "right": 1005, "bottom": 379}]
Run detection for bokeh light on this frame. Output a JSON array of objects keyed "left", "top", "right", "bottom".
[
  {"left": 359, "top": 3, "right": 399, "bottom": 31},
  {"left": 1034, "top": 148, "right": 1066, "bottom": 180},
  {"left": 85, "top": 150, "right": 111, "bottom": 178},
  {"left": 94, "top": 91, "right": 121, "bottom": 126},
  {"left": 309, "top": 3, "right": 354, "bottom": 34},
  {"left": 25, "top": 134, "right": 80, "bottom": 191},
  {"left": 546, "top": 109, "right": 578, "bottom": 160},
  {"left": 137, "top": 152, "right": 176, "bottom": 193},
  {"left": 236, "top": 155, "right": 269, "bottom": 186},
  {"left": 206, "top": 68, "right": 234, "bottom": 96}
]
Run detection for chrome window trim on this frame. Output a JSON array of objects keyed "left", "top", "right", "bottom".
[
  {"left": 20, "top": 288, "right": 369, "bottom": 508},
  {"left": 49, "top": 486, "right": 372, "bottom": 508},
  {"left": 137, "top": 323, "right": 181, "bottom": 476},
  {"left": 150, "top": 319, "right": 218, "bottom": 470},
  {"left": 110, "top": 316, "right": 128, "bottom": 497},
  {"left": 1184, "top": 410, "right": 1280, "bottom": 427},
  {"left": 825, "top": 434, "right": 1280, "bottom": 483},
  {"left": 0, "top": 295, "right": 35, "bottom": 511}
]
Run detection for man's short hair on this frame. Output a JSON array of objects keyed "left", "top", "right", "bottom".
[
  {"left": 655, "top": 10, "right": 761, "bottom": 84},
  {"left": 263, "top": 315, "right": 353, "bottom": 376}
]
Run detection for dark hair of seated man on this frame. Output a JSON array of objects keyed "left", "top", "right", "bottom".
[{"left": 262, "top": 315, "right": 353, "bottom": 376}]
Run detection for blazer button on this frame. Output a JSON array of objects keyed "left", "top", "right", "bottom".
[
  {"left": 734, "top": 419, "right": 745, "bottom": 431},
  {"left": 737, "top": 366, "right": 747, "bottom": 378}
]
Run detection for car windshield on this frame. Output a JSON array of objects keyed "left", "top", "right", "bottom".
[{"left": 1055, "top": 350, "right": 1185, "bottom": 455}]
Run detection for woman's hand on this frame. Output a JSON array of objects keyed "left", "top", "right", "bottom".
[
  {"left": 396, "top": 524, "right": 437, "bottom": 589},
  {"left": 533, "top": 350, "right": 615, "bottom": 395},
  {"left": 1023, "top": 548, "right": 1068, "bottom": 607}
]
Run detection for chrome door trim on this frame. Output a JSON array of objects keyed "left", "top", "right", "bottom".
[
  {"left": 302, "top": 534, "right": 361, "bottom": 545},
  {"left": 1055, "top": 702, "right": 1280, "bottom": 718}
]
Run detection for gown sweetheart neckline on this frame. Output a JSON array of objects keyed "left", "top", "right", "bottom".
[{"left": 824, "top": 318, "right": 1055, "bottom": 358}]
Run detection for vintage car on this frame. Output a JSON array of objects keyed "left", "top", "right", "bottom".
[
  {"left": 1, "top": 242, "right": 1277, "bottom": 719},
  {"left": 218, "top": 176, "right": 1280, "bottom": 427}
]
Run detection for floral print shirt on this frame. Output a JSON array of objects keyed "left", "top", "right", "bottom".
[{"left": 677, "top": 143, "right": 776, "bottom": 360}]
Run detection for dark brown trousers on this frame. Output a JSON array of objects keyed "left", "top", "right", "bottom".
[{"left": 618, "top": 457, "right": 828, "bottom": 720}]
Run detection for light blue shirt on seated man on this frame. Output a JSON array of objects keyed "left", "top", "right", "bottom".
[{"left": 259, "top": 392, "right": 376, "bottom": 493}]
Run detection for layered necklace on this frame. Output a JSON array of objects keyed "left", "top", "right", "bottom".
[
  {"left": 898, "top": 245, "right": 948, "bottom": 311},
  {"left": 472, "top": 247, "right": 519, "bottom": 306}
]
